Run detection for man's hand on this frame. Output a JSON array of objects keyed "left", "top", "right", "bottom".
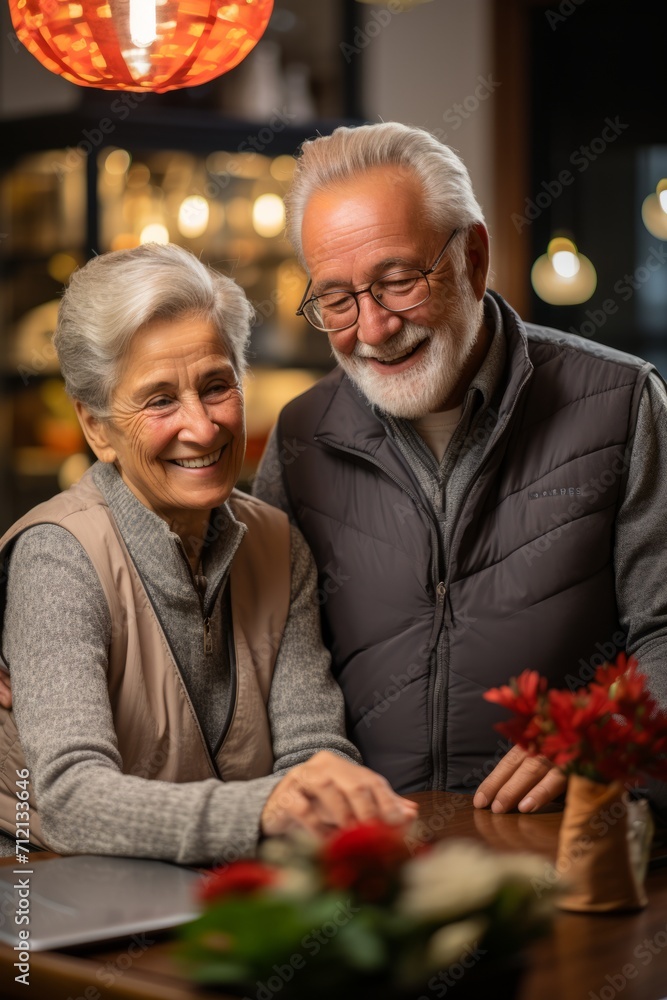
[
  {"left": 472, "top": 745, "right": 566, "bottom": 813},
  {"left": 0, "top": 670, "right": 11, "bottom": 710},
  {"left": 261, "top": 750, "right": 418, "bottom": 838}
]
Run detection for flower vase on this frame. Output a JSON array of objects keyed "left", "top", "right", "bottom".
[{"left": 556, "top": 774, "right": 654, "bottom": 912}]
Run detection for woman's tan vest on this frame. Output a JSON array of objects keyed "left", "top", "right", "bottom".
[{"left": 0, "top": 471, "right": 291, "bottom": 848}]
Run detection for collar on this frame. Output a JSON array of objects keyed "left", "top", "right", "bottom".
[
  {"left": 313, "top": 290, "right": 534, "bottom": 459},
  {"left": 470, "top": 292, "right": 507, "bottom": 410},
  {"left": 91, "top": 461, "right": 246, "bottom": 610},
  {"left": 384, "top": 291, "right": 508, "bottom": 450}
]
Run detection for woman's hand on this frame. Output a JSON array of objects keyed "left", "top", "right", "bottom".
[{"left": 261, "top": 751, "right": 418, "bottom": 838}]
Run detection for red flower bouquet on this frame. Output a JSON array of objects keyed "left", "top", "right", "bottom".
[
  {"left": 484, "top": 653, "right": 667, "bottom": 783},
  {"left": 485, "top": 653, "right": 666, "bottom": 912},
  {"left": 179, "top": 820, "right": 555, "bottom": 999}
]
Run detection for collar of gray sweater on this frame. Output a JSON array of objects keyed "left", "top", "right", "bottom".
[{"left": 91, "top": 460, "right": 246, "bottom": 618}]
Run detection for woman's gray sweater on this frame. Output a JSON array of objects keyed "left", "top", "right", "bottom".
[{"left": 1, "top": 462, "right": 360, "bottom": 862}]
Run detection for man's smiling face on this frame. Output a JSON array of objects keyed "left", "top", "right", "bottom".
[{"left": 301, "top": 166, "right": 488, "bottom": 418}]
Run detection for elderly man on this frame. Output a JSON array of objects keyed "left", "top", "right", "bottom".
[{"left": 253, "top": 121, "right": 667, "bottom": 812}]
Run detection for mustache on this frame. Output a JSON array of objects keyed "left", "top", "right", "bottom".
[{"left": 352, "top": 323, "right": 432, "bottom": 360}]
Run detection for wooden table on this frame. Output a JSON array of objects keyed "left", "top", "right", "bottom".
[{"left": 2, "top": 792, "right": 667, "bottom": 1000}]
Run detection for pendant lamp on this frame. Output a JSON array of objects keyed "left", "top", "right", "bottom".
[
  {"left": 642, "top": 179, "right": 667, "bottom": 240},
  {"left": 9, "top": 0, "right": 274, "bottom": 93},
  {"left": 531, "top": 237, "right": 597, "bottom": 306}
]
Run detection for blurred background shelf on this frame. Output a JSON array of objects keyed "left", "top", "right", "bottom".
[
  {"left": 1, "top": 0, "right": 665, "bottom": 532},
  {"left": 0, "top": 0, "right": 363, "bottom": 528}
]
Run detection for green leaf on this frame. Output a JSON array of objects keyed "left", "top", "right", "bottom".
[
  {"left": 336, "top": 918, "right": 387, "bottom": 971},
  {"left": 193, "top": 959, "right": 250, "bottom": 984},
  {"left": 178, "top": 892, "right": 362, "bottom": 986}
]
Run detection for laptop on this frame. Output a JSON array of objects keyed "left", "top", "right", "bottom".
[{"left": 0, "top": 854, "right": 203, "bottom": 951}]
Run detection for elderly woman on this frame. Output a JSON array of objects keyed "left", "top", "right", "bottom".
[{"left": 0, "top": 243, "right": 414, "bottom": 862}]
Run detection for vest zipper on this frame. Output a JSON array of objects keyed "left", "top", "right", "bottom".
[
  {"left": 313, "top": 437, "right": 447, "bottom": 787},
  {"left": 317, "top": 361, "right": 533, "bottom": 793},
  {"left": 434, "top": 366, "right": 533, "bottom": 789},
  {"left": 446, "top": 367, "right": 533, "bottom": 565},
  {"left": 430, "top": 582, "right": 448, "bottom": 791}
]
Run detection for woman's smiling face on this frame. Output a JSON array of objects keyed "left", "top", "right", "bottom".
[{"left": 77, "top": 314, "right": 246, "bottom": 532}]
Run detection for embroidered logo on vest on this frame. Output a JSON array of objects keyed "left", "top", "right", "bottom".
[{"left": 529, "top": 487, "right": 582, "bottom": 499}]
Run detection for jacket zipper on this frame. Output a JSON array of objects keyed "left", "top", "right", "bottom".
[
  {"left": 203, "top": 617, "right": 213, "bottom": 655},
  {"left": 213, "top": 621, "right": 239, "bottom": 758},
  {"left": 177, "top": 541, "right": 214, "bottom": 657}
]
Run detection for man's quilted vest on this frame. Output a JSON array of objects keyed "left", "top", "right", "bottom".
[
  {"left": 0, "top": 472, "right": 291, "bottom": 847},
  {"left": 278, "top": 291, "right": 653, "bottom": 794}
]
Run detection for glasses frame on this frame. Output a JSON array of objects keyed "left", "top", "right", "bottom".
[{"left": 296, "top": 227, "right": 460, "bottom": 333}]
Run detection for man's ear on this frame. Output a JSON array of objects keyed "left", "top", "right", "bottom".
[
  {"left": 74, "top": 401, "right": 117, "bottom": 464},
  {"left": 466, "top": 223, "right": 490, "bottom": 302}
]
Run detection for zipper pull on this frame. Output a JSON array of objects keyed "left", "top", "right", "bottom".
[
  {"left": 203, "top": 617, "right": 213, "bottom": 655},
  {"left": 437, "top": 581, "right": 452, "bottom": 626}
]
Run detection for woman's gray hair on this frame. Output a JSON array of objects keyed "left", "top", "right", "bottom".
[
  {"left": 54, "top": 242, "right": 253, "bottom": 418},
  {"left": 286, "top": 122, "right": 486, "bottom": 268}
]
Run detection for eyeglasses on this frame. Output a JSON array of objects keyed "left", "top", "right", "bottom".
[{"left": 296, "top": 228, "right": 460, "bottom": 333}]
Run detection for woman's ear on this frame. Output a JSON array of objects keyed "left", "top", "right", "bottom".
[{"left": 74, "top": 401, "right": 117, "bottom": 463}]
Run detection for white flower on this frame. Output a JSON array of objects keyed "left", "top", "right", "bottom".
[
  {"left": 273, "top": 866, "right": 320, "bottom": 899},
  {"left": 494, "top": 852, "right": 555, "bottom": 883},
  {"left": 397, "top": 839, "right": 553, "bottom": 923},
  {"left": 259, "top": 830, "right": 319, "bottom": 865},
  {"left": 398, "top": 841, "right": 502, "bottom": 921},
  {"left": 426, "top": 917, "right": 489, "bottom": 970}
]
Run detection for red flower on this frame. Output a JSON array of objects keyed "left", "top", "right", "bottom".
[
  {"left": 198, "top": 861, "right": 279, "bottom": 903},
  {"left": 593, "top": 655, "right": 649, "bottom": 709},
  {"left": 539, "top": 730, "right": 580, "bottom": 770},
  {"left": 493, "top": 715, "right": 544, "bottom": 751},
  {"left": 321, "top": 821, "right": 413, "bottom": 903},
  {"left": 485, "top": 671, "right": 546, "bottom": 752},
  {"left": 484, "top": 670, "right": 545, "bottom": 716},
  {"left": 592, "top": 651, "right": 634, "bottom": 690},
  {"left": 485, "top": 653, "right": 667, "bottom": 783},
  {"left": 549, "top": 685, "right": 616, "bottom": 734}
]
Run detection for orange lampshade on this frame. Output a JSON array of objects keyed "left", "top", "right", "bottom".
[{"left": 9, "top": 0, "right": 274, "bottom": 93}]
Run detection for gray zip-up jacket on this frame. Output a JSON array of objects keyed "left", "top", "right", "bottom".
[{"left": 254, "top": 291, "right": 667, "bottom": 794}]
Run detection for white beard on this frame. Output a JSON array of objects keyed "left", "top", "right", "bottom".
[{"left": 331, "top": 283, "right": 484, "bottom": 420}]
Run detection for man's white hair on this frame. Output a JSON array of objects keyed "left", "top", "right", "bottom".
[
  {"left": 286, "top": 121, "right": 486, "bottom": 267},
  {"left": 54, "top": 242, "right": 253, "bottom": 418}
]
